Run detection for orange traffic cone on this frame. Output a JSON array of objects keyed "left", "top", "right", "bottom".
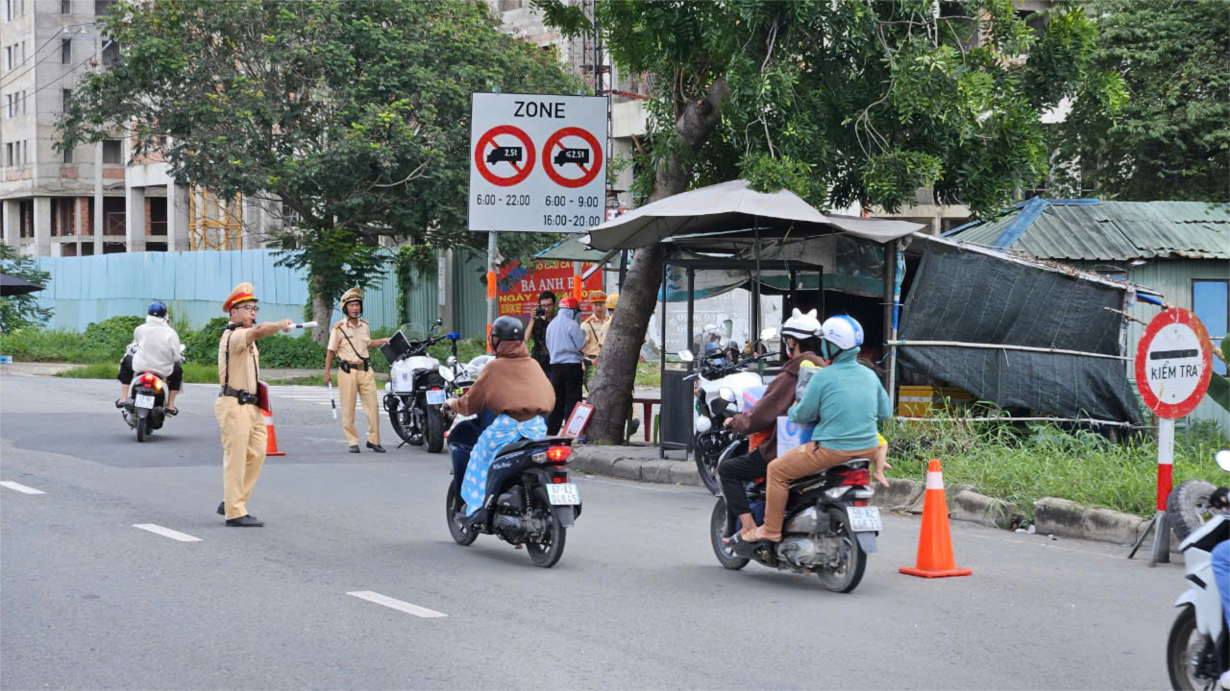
[
  {"left": 899, "top": 459, "right": 971, "bottom": 578},
  {"left": 262, "top": 408, "right": 285, "bottom": 457}
]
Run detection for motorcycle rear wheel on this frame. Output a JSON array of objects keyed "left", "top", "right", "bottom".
[
  {"left": 1167, "top": 605, "right": 1221, "bottom": 691},
  {"left": 425, "top": 406, "right": 445, "bottom": 454},
  {"left": 446, "top": 488, "right": 478, "bottom": 546},
  {"left": 526, "top": 489, "right": 566, "bottom": 568},
  {"left": 136, "top": 416, "right": 148, "bottom": 443},
  {"left": 709, "top": 498, "right": 750, "bottom": 570},
  {"left": 817, "top": 508, "right": 867, "bottom": 593}
]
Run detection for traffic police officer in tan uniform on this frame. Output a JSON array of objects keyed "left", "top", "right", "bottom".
[
  {"left": 215, "top": 282, "right": 292, "bottom": 527},
  {"left": 324, "top": 287, "right": 390, "bottom": 453}
]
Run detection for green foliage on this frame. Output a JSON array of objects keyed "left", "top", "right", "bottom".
[
  {"left": 82, "top": 316, "right": 145, "bottom": 359},
  {"left": 884, "top": 415, "right": 1229, "bottom": 519},
  {"left": 1052, "top": 0, "right": 1226, "bottom": 201},
  {"left": 0, "top": 244, "right": 52, "bottom": 332},
  {"left": 741, "top": 154, "right": 817, "bottom": 203},
  {"left": 393, "top": 243, "right": 436, "bottom": 323},
  {"left": 57, "top": 361, "right": 218, "bottom": 384},
  {"left": 538, "top": 0, "right": 1113, "bottom": 218},
  {"left": 60, "top": 0, "right": 582, "bottom": 305}
]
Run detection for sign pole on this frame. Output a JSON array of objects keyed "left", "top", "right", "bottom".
[
  {"left": 487, "top": 230, "right": 498, "bottom": 352},
  {"left": 1150, "top": 418, "right": 1175, "bottom": 564}
]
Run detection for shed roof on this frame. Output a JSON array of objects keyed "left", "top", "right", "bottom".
[{"left": 948, "top": 199, "right": 1230, "bottom": 261}]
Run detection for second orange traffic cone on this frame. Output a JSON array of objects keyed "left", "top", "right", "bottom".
[
  {"left": 899, "top": 459, "right": 971, "bottom": 579},
  {"left": 262, "top": 408, "right": 285, "bottom": 457}
]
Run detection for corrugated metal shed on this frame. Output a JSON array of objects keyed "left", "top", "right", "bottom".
[{"left": 950, "top": 200, "right": 1230, "bottom": 261}]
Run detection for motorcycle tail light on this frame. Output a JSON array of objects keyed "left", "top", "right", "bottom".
[
  {"left": 546, "top": 446, "right": 572, "bottom": 463},
  {"left": 839, "top": 469, "right": 870, "bottom": 486},
  {"left": 154, "top": 379, "right": 162, "bottom": 392},
  {"left": 853, "top": 500, "right": 868, "bottom": 507},
  {"left": 552, "top": 473, "right": 568, "bottom": 483}
]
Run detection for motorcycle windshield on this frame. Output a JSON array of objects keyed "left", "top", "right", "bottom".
[{"left": 400, "top": 323, "right": 428, "bottom": 343}]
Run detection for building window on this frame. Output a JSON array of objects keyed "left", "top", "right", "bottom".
[
  {"left": 5, "top": 93, "right": 11, "bottom": 118},
  {"left": 102, "top": 139, "right": 121, "bottom": 164},
  {"left": 101, "top": 40, "right": 118, "bottom": 66},
  {"left": 1193, "top": 279, "right": 1229, "bottom": 376},
  {"left": 4, "top": 46, "right": 10, "bottom": 72},
  {"left": 62, "top": 88, "right": 71, "bottom": 112},
  {"left": 23, "top": 139, "right": 28, "bottom": 164},
  {"left": 20, "top": 89, "right": 25, "bottom": 115},
  {"left": 61, "top": 0, "right": 70, "bottom": 13},
  {"left": 63, "top": 145, "right": 73, "bottom": 163},
  {"left": 5, "top": 143, "right": 12, "bottom": 166},
  {"left": 2, "top": 0, "right": 9, "bottom": 22},
  {"left": 61, "top": 38, "right": 71, "bottom": 64},
  {"left": 94, "top": 0, "right": 112, "bottom": 15}
]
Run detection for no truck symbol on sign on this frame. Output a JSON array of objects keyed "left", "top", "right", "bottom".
[
  {"left": 1135, "top": 308, "right": 1214, "bottom": 419},
  {"left": 473, "top": 125, "right": 536, "bottom": 188}
]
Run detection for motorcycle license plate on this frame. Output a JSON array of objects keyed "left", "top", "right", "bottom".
[
  {"left": 545, "top": 483, "right": 580, "bottom": 506},
  {"left": 426, "top": 390, "right": 446, "bottom": 406},
  {"left": 846, "top": 506, "right": 882, "bottom": 532},
  {"left": 135, "top": 394, "right": 155, "bottom": 409}
]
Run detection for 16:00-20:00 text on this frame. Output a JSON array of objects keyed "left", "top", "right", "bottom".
[{"left": 543, "top": 214, "right": 603, "bottom": 228}]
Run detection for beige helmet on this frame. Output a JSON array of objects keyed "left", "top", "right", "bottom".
[
  {"left": 605, "top": 293, "right": 619, "bottom": 309},
  {"left": 339, "top": 287, "right": 364, "bottom": 311}
]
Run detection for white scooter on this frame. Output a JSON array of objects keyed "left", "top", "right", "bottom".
[
  {"left": 679, "top": 325, "right": 777, "bottom": 494},
  {"left": 1166, "top": 449, "right": 1229, "bottom": 691}
]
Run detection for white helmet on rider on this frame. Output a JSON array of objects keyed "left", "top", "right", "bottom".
[
  {"left": 820, "top": 315, "right": 864, "bottom": 354},
  {"left": 780, "top": 308, "right": 821, "bottom": 343}
]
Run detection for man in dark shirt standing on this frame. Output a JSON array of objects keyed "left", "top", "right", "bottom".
[{"left": 529, "top": 291, "right": 556, "bottom": 378}]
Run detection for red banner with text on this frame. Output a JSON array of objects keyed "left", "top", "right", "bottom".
[{"left": 496, "top": 260, "right": 603, "bottom": 321}]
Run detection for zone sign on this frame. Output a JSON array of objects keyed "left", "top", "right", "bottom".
[
  {"left": 1135, "top": 308, "right": 1214, "bottom": 419},
  {"left": 469, "top": 93, "right": 607, "bottom": 233}
]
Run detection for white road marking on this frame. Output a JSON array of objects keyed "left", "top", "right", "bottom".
[
  {"left": 346, "top": 591, "right": 448, "bottom": 618},
  {"left": 132, "top": 524, "right": 202, "bottom": 542},
  {"left": 0, "top": 481, "right": 45, "bottom": 494}
]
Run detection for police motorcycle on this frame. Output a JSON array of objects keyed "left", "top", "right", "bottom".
[
  {"left": 709, "top": 438, "right": 879, "bottom": 593},
  {"left": 1166, "top": 449, "right": 1229, "bottom": 691},
  {"left": 121, "top": 343, "right": 186, "bottom": 443},
  {"left": 381, "top": 320, "right": 459, "bottom": 453},
  {"left": 680, "top": 323, "right": 777, "bottom": 494}
]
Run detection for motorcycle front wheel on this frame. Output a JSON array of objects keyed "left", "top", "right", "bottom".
[
  {"left": 527, "top": 488, "right": 566, "bottom": 568},
  {"left": 1167, "top": 605, "right": 1221, "bottom": 691},
  {"left": 1168, "top": 479, "right": 1217, "bottom": 543},
  {"left": 817, "top": 508, "right": 867, "bottom": 593},
  {"left": 709, "top": 498, "right": 750, "bottom": 570}
]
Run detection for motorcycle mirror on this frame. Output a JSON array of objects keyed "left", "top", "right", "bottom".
[
  {"left": 722, "top": 319, "right": 733, "bottom": 336},
  {"left": 760, "top": 327, "right": 778, "bottom": 341},
  {"left": 1216, "top": 449, "right": 1230, "bottom": 472},
  {"left": 447, "top": 355, "right": 457, "bottom": 366},
  {"left": 719, "top": 386, "right": 735, "bottom": 402},
  {"left": 435, "top": 318, "right": 444, "bottom": 326},
  {"left": 438, "top": 365, "right": 455, "bottom": 382},
  {"left": 678, "top": 350, "right": 694, "bottom": 363}
]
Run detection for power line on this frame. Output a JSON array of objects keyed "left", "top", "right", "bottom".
[{"left": 0, "top": 22, "right": 97, "bottom": 90}]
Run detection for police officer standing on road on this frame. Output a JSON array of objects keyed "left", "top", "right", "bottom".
[
  {"left": 581, "top": 290, "right": 608, "bottom": 392},
  {"left": 216, "top": 282, "right": 292, "bottom": 527},
  {"left": 324, "top": 287, "right": 391, "bottom": 454}
]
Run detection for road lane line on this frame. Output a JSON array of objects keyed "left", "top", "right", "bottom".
[
  {"left": 0, "top": 481, "right": 45, "bottom": 494},
  {"left": 346, "top": 591, "right": 448, "bottom": 618},
  {"left": 132, "top": 524, "right": 202, "bottom": 542}
]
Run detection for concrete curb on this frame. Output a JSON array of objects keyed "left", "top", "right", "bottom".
[{"left": 569, "top": 446, "right": 1160, "bottom": 547}]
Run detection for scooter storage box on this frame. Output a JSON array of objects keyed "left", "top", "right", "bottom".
[
  {"left": 741, "top": 385, "right": 767, "bottom": 414},
  {"left": 776, "top": 416, "right": 815, "bottom": 457},
  {"left": 381, "top": 330, "right": 412, "bottom": 363}
]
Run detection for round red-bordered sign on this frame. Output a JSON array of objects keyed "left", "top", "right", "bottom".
[
  {"left": 542, "top": 127, "right": 603, "bottom": 189},
  {"left": 1135, "top": 308, "right": 1214, "bottom": 419},
  {"left": 474, "top": 125, "right": 536, "bottom": 188}
]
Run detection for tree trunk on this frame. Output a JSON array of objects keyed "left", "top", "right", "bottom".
[
  {"left": 310, "top": 274, "right": 332, "bottom": 345},
  {"left": 586, "top": 78, "right": 729, "bottom": 445}
]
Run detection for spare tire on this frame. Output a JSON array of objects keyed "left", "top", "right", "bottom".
[{"left": 1166, "top": 479, "right": 1217, "bottom": 542}]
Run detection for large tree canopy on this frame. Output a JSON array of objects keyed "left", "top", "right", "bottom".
[
  {"left": 537, "top": 0, "right": 1120, "bottom": 443},
  {"left": 59, "top": 0, "right": 580, "bottom": 337},
  {"left": 1051, "top": 0, "right": 1228, "bottom": 201}
]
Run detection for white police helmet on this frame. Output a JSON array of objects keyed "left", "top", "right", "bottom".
[{"left": 820, "top": 315, "right": 864, "bottom": 352}]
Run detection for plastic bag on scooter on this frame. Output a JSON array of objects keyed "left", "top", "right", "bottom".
[{"left": 776, "top": 416, "right": 815, "bottom": 457}]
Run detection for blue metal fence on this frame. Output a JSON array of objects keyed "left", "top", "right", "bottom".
[{"left": 31, "top": 249, "right": 400, "bottom": 332}]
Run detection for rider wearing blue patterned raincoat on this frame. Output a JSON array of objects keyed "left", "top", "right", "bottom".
[{"left": 445, "top": 315, "right": 556, "bottom": 516}]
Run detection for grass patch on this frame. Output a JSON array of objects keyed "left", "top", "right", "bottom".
[
  {"left": 882, "top": 414, "right": 1229, "bottom": 519},
  {"left": 635, "top": 362, "right": 660, "bottom": 388},
  {"left": 56, "top": 361, "right": 220, "bottom": 384}
]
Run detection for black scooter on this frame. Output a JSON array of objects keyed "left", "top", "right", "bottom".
[{"left": 445, "top": 424, "right": 581, "bottom": 568}]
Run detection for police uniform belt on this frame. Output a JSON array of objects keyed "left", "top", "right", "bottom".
[
  {"left": 219, "top": 386, "right": 259, "bottom": 405},
  {"left": 338, "top": 360, "right": 370, "bottom": 373}
]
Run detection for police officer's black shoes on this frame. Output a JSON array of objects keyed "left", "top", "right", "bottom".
[
  {"left": 216, "top": 501, "right": 224, "bottom": 516},
  {"left": 348, "top": 445, "right": 360, "bottom": 453},
  {"left": 367, "top": 443, "right": 386, "bottom": 453},
  {"left": 226, "top": 515, "right": 264, "bottom": 527}
]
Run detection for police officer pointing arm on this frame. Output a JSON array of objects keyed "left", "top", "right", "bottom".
[{"left": 324, "top": 287, "right": 390, "bottom": 454}]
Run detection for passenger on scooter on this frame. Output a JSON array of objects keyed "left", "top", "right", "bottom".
[
  {"left": 445, "top": 315, "right": 555, "bottom": 516},
  {"left": 719, "top": 308, "right": 825, "bottom": 543},
  {"left": 1209, "top": 487, "right": 1230, "bottom": 689},
  {"left": 116, "top": 302, "right": 184, "bottom": 414},
  {"left": 747, "top": 315, "right": 892, "bottom": 543}
]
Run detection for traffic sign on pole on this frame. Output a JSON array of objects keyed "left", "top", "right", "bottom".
[{"left": 468, "top": 93, "right": 607, "bottom": 233}]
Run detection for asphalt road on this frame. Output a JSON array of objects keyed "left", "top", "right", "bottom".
[{"left": 0, "top": 372, "right": 1184, "bottom": 690}]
